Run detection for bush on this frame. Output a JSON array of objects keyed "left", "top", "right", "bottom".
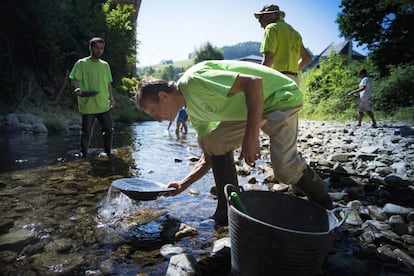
[
  {"left": 300, "top": 54, "right": 414, "bottom": 121},
  {"left": 373, "top": 64, "right": 414, "bottom": 112}
]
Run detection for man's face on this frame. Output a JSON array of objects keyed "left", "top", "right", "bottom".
[
  {"left": 140, "top": 92, "right": 179, "bottom": 122},
  {"left": 258, "top": 13, "right": 277, "bottom": 29},
  {"left": 90, "top": 42, "right": 105, "bottom": 59}
]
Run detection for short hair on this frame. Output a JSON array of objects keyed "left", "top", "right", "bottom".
[
  {"left": 90, "top": 37, "right": 105, "bottom": 47},
  {"left": 359, "top": 69, "right": 367, "bottom": 75},
  {"left": 136, "top": 77, "right": 177, "bottom": 107}
]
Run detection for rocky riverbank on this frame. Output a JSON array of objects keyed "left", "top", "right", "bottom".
[
  {"left": 0, "top": 112, "right": 81, "bottom": 134},
  {"left": 167, "top": 120, "right": 414, "bottom": 275},
  {"left": 1, "top": 119, "right": 414, "bottom": 275}
]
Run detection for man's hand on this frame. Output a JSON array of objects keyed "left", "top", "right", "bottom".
[
  {"left": 239, "top": 136, "right": 261, "bottom": 166},
  {"left": 73, "top": 88, "right": 82, "bottom": 96},
  {"left": 166, "top": 181, "right": 185, "bottom": 196}
]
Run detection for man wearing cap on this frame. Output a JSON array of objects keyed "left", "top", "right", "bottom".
[{"left": 254, "top": 4, "right": 311, "bottom": 84}]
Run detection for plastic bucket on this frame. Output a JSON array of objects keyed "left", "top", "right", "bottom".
[{"left": 225, "top": 184, "right": 347, "bottom": 276}]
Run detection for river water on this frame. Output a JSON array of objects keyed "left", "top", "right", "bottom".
[
  {"left": 0, "top": 121, "right": 228, "bottom": 275},
  {"left": 2, "top": 121, "right": 413, "bottom": 275}
]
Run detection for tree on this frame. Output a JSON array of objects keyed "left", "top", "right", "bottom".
[
  {"left": 192, "top": 41, "right": 224, "bottom": 64},
  {"left": 0, "top": 0, "right": 139, "bottom": 113},
  {"left": 336, "top": 0, "right": 414, "bottom": 75}
]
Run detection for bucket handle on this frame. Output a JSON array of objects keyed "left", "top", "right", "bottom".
[
  {"left": 224, "top": 184, "right": 240, "bottom": 202},
  {"left": 224, "top": 184, "right": 249, "bottom": 215},
  {"left": 328, "top": 207, "right": 349, "bottom": 231}
]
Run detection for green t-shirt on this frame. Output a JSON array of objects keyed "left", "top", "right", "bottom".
[
  {"left": 69, "top": 57, "right": 113, "bottom": 114},
  {"left": 177, "top": 60, "right": 302, "bottom": 139},
  {"left": 260, "top": 20, "right": 302, "bottom": 73}
]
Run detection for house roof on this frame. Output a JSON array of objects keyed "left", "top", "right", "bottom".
[
  {"left": 303, "top": 40, "right": 366, "bottom": 72},
  {"left": 237, "top": 54, "right": 262, "bottom": 64}
]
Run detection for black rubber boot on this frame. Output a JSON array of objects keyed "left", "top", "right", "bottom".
[
  {"left": 211, "top": 152, "right": 239, "bottom": 226},
  {"left": 80, "top": 115, "right": 95, "bottom": 158},
  {"left": 102, "top": 129, "right": 113, "bottom": 157},
  {"left": 293, "top": 165, "right": 333, "bottom": 209}
]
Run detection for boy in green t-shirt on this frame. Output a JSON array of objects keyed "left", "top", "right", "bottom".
[
  {"left": 136, "top": 60, "right": 332, "bottom": 225},
  {"left": 69, "top": 37, "right": 115, "bottom": 158}
]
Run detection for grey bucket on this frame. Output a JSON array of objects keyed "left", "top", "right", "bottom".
[{"left": 225, "top": 184, "right": 347, "bottom": 276}]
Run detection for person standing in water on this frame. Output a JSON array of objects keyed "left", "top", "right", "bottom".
[
  {"left": 69, "top": 37, "right": 115, "bottom": 158},
  {"left": 168, "top": 107, "right": 188, "bottom": 136}
]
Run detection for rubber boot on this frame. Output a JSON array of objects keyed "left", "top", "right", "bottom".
[
  {"left": 211, "top": 152, "right": 239, "bottom": 225},
  {"left": 293, "top": 165, "right": 333, "bottom": 209},
  {"left": 102, "top": 129, "right": 113, "bottom": 157},
  {"left": 80, "top": 116, "right": 95, "bottom": 158}
]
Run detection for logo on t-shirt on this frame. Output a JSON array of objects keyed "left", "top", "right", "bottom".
[{"left": 201, "top": 102, "right": 217, "bottom": 113}]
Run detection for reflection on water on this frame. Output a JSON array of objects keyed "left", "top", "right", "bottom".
[{"left": 0, "top": 121, "right": 222, "bottom": 275}]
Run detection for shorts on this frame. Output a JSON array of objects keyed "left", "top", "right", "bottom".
[{"left": 358, "top": 99, "right": 372, "bottom": 112}]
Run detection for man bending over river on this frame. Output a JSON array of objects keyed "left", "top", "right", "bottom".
[{"left": 135, "top": 60, "right": 332, "bottom": 225}]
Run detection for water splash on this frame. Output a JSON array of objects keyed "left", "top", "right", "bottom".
[{"left": 97, "top": 185, "right": 133, "bottom": 225}]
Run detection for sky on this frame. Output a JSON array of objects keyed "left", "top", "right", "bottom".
[{"left": 136, "top": 0, "right": 367, "bottom": 66}]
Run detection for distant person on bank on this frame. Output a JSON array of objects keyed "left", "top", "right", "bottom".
[
  {"left": 69, "top": 37, "right": 115, "bottom": 158},
  {"left": 167, "top": 107, "right": 188, "bottom": 136},
  {"left": 136, "top": 60, "right": 333, "bottom": 225},
  {"left": 348, "top": 69, "right": 377, "bottom": 128},
  {"left": 254, "top": 4, "right": 311, "bottom": 84}
]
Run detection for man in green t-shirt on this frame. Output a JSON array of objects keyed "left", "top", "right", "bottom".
[
  {"left": 136, "top": 60, "right": 332, "bottom": 225},
  {"left": 254, "top": 4, "right": 311, "bottom": 84},
  {"left": 69, "top": 37, "right": 115, "bottom": 158}
]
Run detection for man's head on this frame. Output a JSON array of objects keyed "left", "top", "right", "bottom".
[
  {"left": 136, "top": 77, "right": 181, "bottom": 122},
  {"left": 89, "top": 37, "right": 105, "bottom": 60},
  {"left": 358, "top": 69, "right": 367, "bottom": 78},
  {"left": 254, "top": 4, "right": 283, "bottom": 28}
]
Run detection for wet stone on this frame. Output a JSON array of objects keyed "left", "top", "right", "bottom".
[{"left": 1, "top": 119, "right": 414, "bottom": 274}]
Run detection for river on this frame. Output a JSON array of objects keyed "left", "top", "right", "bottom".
[
  {"left": 1, "top": 120, "right": 413, "bottom": 275},
  {"left": 0, "top": 121, "right": 227, "bottom": 275}
]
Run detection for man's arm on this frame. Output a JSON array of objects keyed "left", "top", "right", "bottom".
[
  {"left": 167, "top": 140, "right": 212, "bottom": 195},
  {"left": 298, "top": 44, "right": 312, "bottom": 70},
  {"left": 108, "top": 83, "right": 115, "bottom": 108},
  {"left": 229, "top": 74, "right": 263, "bottom": 165},
  {"left": 71, "top": 79, "right": 82, "bottom": 96},
  {"left": 348, "top": 86, "right": 365, "bottom": 96},
  {"left": 261, "top": 51, "right": 274, "bottom": 68}
]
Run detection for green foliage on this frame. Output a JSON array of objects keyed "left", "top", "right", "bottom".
[
  {"left": 119, "top": 77, "right": 139, "bottom": 97},
  {"left": 301, "top": 53, "right": 414, "bottom": 120},
  {"left": 193, "top": 41, "right": 224, "bottom": 64},
  {"left": 42, "top": 116, "right": 64, "bottom": 134},
  {"left": 0, "top": 0, "right": 138, "bottom": 115},
  {"left": 373, "top": 64, "right": 414, "bottom": 111},
  {"left": 301, "top": 54, "right": 371, "bottom": 120},
  {"left": 102, "top": 1, "right": 137, "bottom": 83},
  {"left": 111, "top": 94, "right": 152, "bottom": 123},
  {"left": 337, "top": 0, "right": 414, "bottom": 75},
  {"left": 160, "top": 65, "right": 185, "bottom": 81}
]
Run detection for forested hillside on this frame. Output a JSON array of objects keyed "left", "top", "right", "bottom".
[
  {"left": 0, "top": 0, "right": 412, "bottom": 123},
  {"left": 0, "top": 0, "right": 140, "bottom": 114}
]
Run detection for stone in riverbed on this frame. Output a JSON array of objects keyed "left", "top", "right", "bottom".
[
  {"left": 166, "top": 253, "right": 197, "bottom": 276},
  {"left": 0, "top": 228, "right": 34, "bottom": 250},
  {"left": 384, "top": 174, "right": 412, "bottom": 187},
  {"left": 383, "top": 203, "right": 414, "bottom": 215}
]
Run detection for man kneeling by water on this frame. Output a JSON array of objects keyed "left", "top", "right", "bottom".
[{"left": 135, "top": 60, "right": 333, "bottom": 225}]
